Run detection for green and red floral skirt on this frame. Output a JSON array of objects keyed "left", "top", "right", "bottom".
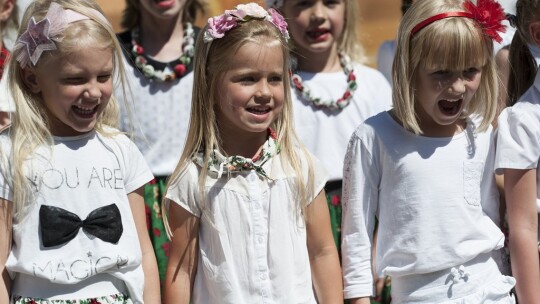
[{"left": 144, "top": 177, "right": 170, "bottom": 287}]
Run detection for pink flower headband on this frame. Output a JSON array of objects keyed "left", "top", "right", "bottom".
[
  {"left": 204, "top": 3, "right": 289, "bottom": 43},
  {"left": 410, "top": 0, "right": 506, "bottom": 43},
  {"left": 14, "top": 2, "right": 109, "bottom": 68}
]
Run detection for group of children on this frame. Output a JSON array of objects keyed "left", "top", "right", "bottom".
[{"left": 0, "top": 0, "right": 538, "bottom": 303}]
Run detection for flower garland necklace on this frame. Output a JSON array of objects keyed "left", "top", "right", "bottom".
[
  {"left": 291, "top": 52, "right": 358, "bottom": 110},
  {"left": 131, "top": 22, "right": 195, "bottom": 82},
  {"left": 194, "top": 129, "right": 281, "bottom": 179}
]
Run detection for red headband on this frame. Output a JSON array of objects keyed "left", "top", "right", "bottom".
[{"left": 410, "top": 0, "right": 506, "bottom": 43}]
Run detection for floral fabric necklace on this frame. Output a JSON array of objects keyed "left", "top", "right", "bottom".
[
  {"left": 291, "top": 52, "right": 358, "bottom": 110},
  {"left": 130, "top": 23, "right": 195, "bottom": 82},
  {"left": 194, "top": 129, "right": 281, "bottom": 179}
]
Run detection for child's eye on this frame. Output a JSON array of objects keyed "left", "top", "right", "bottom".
[
  {"left": 239, "top": 76, "right": 256, "bottom": 84},
  {"left": 463, "top": 68, "right": 480, "bottom": 79},
  {"left": 269, "top": 75, "right": 283, "bottom": 83},
  {"left": 324, "top": 0, "right": 342, "bottom": 6},
  {"left": 98, "top": 75, "right": 112, "bottom": 83},
  {"left": 62, "top": 77, "right": 85, "bottom": 85}
]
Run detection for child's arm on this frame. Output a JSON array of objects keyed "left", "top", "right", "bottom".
[
  {"left": 163, "top": 200, "right": 199, "bottom": 304},
  {"left": 0, "top": 199, "right": 12, "bottom": 301},
  {"left": 128, "top": 188, "right": 161, "bottom": 303},
  {"left": 306, "top": 190, "right": 343, "bottom": 303},
  {"left": 504, "top": 168, "right": 540, "bottom": 303}
]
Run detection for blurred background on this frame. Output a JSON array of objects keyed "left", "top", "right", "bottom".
[{"left": 95, "top": 0, "right": 401, "bottom": 67}]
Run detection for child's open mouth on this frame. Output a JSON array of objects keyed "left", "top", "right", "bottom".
[
  {"left": 438, "top": 99, "right": 462, "bottom": 116},
  {"left": 307, "top": 28, "right": 330, "bottom": 40},
  {"left": 246, "top": 107, "right": 271, "bottom": 115},
  {"left": 72, "top": 105, "right": 98, "bottom": 118},
  {"left": 155, "top": 0, "right": 174, "bottom": 8}
]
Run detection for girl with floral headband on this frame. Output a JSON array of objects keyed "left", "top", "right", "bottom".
[
  {"left": 0, "top": 0, "right": 160, "bottom": 303},
  {"left": 496, "top": 0, "right": 540, "bottom": 302},
  {"left": 264, "top": 0, "right": 392, "bottom": 272},
  {"left": 341, "top": 0, "right": 516, "bottom": 303},
  {"left": 161, "top": 3, "right": 342, "bottom": 303},
  {"left": 115, "top": 0, "right": 204, "bottom": 286}
]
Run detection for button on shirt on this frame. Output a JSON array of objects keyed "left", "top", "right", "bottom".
[{"left": 165, "top": 151, "right": 327, "bottom": 304}]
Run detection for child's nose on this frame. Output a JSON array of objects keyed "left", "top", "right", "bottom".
[
  {"left": 256, "top": 82, "right": 272, "bottom": 99},
  {"left": 83, "top": 84, "right": 102, "bottom": 100},
  {"left": 448, "top": 77, "right": 466, "bottom": 95},
  {"left": 310, "top": 3, "right": 325, "bottom": 21}
]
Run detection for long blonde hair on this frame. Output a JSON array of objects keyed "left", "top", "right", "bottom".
[
  {"left": 507, "top": 0, "right": 540, "bottom": 106},
  {"left": 4, "top": 0, "right": 131, "bottom": 219},
  {"left": 165, "top": 18, "right": 315, "bottom": 234},
  {"left": 392, "top": 0, "right": 498, "bottom": 134}
]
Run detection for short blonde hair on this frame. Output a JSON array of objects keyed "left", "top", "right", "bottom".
[
  {"left": 5, "top": 0, "right": 131, "bottom": 219},
  {"left": 392, "top": 0, "right": 498, "bottom": 134},
  {"left": 120, "top": 0, "right": 204, "bottom": 30},
  {"left": 165, "top": 17, "right": 315, "bottom": 231}
]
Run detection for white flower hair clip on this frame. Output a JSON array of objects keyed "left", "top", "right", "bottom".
[
  {"left": 14, "top": 2, "right": 108, "bottom": 68},
  {"left": 204, "top": 3, "right": 289, "bottom": 43}
]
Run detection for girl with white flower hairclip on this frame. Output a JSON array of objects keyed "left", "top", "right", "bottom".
[
  {"left": 264, "top": 0, "right": 393, "bottom": 285},
  {"left": 162, "top": 3, "right": 342, "bottom": 303}
]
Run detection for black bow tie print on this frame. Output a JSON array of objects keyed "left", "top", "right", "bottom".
[{"left": 39, "top": 204, "right": 123, "bottom": 248}]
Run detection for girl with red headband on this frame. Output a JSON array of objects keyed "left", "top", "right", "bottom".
[
  {"left": 496, "top": 0, "right": 540, "bottom": 302},
  {"left": 341, "top": 0, "right": 515, "bottom": 303}
]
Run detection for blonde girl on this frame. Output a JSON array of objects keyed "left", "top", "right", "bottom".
[
  {"left": 341, "top": 0, "right": 515, "bottom": 303},
  {"left": 496, "top": 0, "right": 540, "bottom": 302},
  {"left": 162, "top": 3, "right": 342, "bottom": 303},
  {"left": 265, "top": 0, "right": 392, "bottom": 265},
  {"left": 116, "top": 0, "right": 204, "bottom": 284},
  {"left": 0, "top": 0, "right": 160, "bottom": 302}
]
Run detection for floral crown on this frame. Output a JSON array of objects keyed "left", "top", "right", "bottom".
[
  {"left": 410, "top": 0, "right": 506, "bottom": 43},
  {"left": 14, "top": 2, "right": 109, "bottom": 68},
  {"left": 203, "top": 3, "right": 289, "bottom": 43}
]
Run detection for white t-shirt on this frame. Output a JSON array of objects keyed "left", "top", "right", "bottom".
[
  {"left": 0, "top": 130, "right": 153, "bottom": 303},
  {"left": 116, "top": 62, "right": 193, "bottom": 177},
  {"left": 341, "top": 112, "right": 504, "bottom": 299},
  {"left": 165, "top": 150, "right": 327, "bottom": 304},
  {"left": 496, "top": 71, "right": 540, "bottom": 213},
  {"left": 292, "top": 63, "right": 392, "bottom": 182}
]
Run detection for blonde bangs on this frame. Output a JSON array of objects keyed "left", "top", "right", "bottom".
[{"left": 415, "top": 17, "right": 488, "bottom": 72}]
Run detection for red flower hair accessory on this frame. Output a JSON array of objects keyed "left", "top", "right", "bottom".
[{"left": 411, "top": 0, "right": 506, "bottom": 43}]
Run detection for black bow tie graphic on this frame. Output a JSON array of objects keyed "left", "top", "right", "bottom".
[{"left": 39, "top": 204, "right": 123, "bottom": 248}]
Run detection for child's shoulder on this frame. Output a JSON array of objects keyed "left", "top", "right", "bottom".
[
  {"left": 352, "top": 110, "right": 393, "bottom": 137},
  {"left": 352, "top": 62, "right": 389, "bottom": 83}
]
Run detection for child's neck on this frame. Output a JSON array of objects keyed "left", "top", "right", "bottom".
[
  {"left": 138, "top": 16, "right": 185, "bottom": 62},
  {"left": 296, "top": 45, "right": 342, "bottom": 73},
  {"left": 219, "top": 128, "right": 268, "bottom": 159},
  {"left": 420, "top": 118, "right": 468, "bottom": 137}
]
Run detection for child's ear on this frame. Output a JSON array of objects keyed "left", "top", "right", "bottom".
[
  {"left": 0, "top": 0, "right": 14, "bottom": 23},
  {"left": 529, "top": 20, "right": 540, "bottom": 47},
  {"left": 22, "top": 68, "right": 41, "bottom": 94}
]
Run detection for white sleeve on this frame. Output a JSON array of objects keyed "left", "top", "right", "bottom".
[
  {"left": 118, "top": 135, "right": 154, "bottom": 193},
  {"left": 341, "top": 130, "right": 380, "bottom": 299},
  {"left": 496, "top": 106, "right": 540, "bottom": 170},
  {"left": 164, "top": 163, "right": 202, "bottom": 218}
]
